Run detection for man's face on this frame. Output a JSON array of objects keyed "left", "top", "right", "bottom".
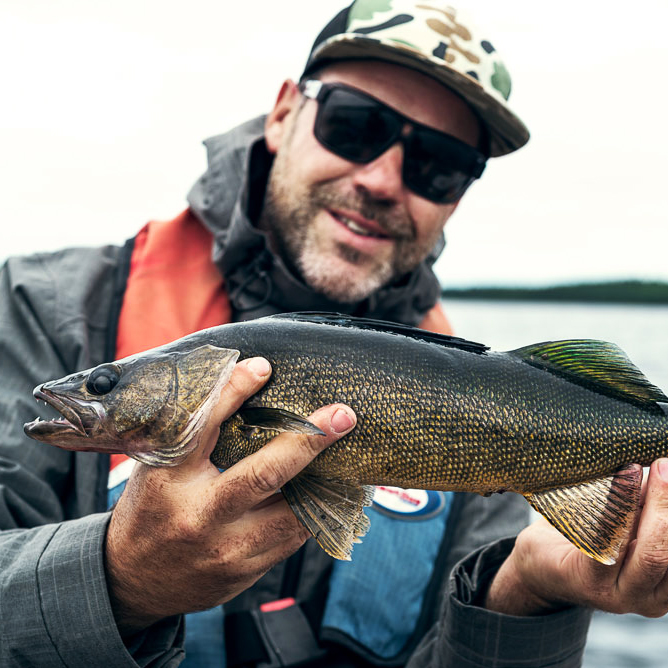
[{"left": 260, "top": 60, "right": 482, "bottom": 303}]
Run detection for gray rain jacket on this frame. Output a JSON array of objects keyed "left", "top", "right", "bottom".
[{"left": 0, "top": 118, "right": 591, "bottom": 667}]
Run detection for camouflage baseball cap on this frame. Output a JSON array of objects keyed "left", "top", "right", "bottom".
[{"left": 302, "top": 0, "right": 529, "bottom": 157}]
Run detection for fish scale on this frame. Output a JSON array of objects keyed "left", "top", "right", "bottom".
[{"left": 24, "top": 312, "right": 668, "bottom": 563}]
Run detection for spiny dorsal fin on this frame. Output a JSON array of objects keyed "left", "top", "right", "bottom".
[
  {"left": 511, "top": 340, "right": 668, "bottom": 407},
  {"left": 238, "top": 407, "right": 325, "bottom": 436},
  {"left": 268, "top": 312, "right": 488, "bottom": 355},
  {"left": 281, "top": 474, "right": 374, "bottom": 560},
  {"left": 524, "top": 465, "right": 642, "bottom": 564}
]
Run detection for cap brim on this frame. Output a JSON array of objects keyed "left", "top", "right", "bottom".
[{"left": 305, "top": 36, "right": 530, "bottom": 158}]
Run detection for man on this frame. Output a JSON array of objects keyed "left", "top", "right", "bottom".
[{"left": 3, "top": 2, "right": 668, "bottom": 667}]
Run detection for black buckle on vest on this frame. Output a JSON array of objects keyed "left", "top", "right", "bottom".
[{"left": 225, "top": 598, "right": 326, "bottom": 668}]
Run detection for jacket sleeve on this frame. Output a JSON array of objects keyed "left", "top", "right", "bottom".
[
  {"left": 406, "top": 492, "right": 591, "bottom": 668},
  {"left": 0, "top": 251, "right": 185, "bottom": 667}
]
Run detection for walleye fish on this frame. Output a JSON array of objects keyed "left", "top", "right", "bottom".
[{"left": 23, "top": 313, "right": 668, "bottom": 563}]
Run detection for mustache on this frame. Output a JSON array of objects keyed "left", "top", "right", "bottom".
[{"left": 310, "top": 184, "right": 415, "bottom": 240}]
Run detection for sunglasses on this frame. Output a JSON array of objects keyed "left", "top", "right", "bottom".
[{"left": 299, "top": 79, "right": 486, "bottom": 204}]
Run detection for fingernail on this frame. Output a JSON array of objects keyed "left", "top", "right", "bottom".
[
  {"left": 658, "top": 459, "right": 668, "bottom": 482},
  {"left": 331, "top": 407, "right": 354, "bottom": 433},
  {"left": 248, "top": 357, "right": 271, "bottom": 377}
]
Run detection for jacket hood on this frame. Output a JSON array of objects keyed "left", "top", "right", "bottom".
[{"left": 187, "top": 116, "right": 445, "bottom": 325}]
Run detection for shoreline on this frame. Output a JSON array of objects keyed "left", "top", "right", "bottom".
[{"left": 440, "top": 280, "right": 668, "bottom": 305}]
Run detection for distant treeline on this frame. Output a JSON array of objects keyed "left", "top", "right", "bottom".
[{"left": 441, "top": 281, "right": 668, "bottom": 305}]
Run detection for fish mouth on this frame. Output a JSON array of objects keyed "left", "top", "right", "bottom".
[{"left": 24, "top": 386, "right": 101, "bottom": 439}]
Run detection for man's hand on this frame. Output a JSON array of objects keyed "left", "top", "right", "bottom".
[
  {"left": 104, "top": 356, "right": 356, "bottom": 636},
  {"left": 486, "top": 459, "right": 668, "bottom": 617}
]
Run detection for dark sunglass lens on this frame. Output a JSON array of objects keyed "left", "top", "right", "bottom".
[
  {"left": 316, "top": 88, "right": 401, "bottom": 163},
  {"left": 403, "top": 130, "right": 481, "bottom": 203}
]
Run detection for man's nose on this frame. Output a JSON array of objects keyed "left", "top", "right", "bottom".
[{"left": 350, "top": 142, "right": 405, "bottom": 203}]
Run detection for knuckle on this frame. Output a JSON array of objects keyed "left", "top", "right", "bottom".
[
  {"left": 212, "top": 537, "right": 246, "bottom": 569},
  {"left": 225, "top": 371, "right": 258, "bottom": 399},
  {"left": 250, "top": 515, "right": 301, "bottom": 552},
  {"left": 247, "top": 460, "right": 285, "bottom": 496},
  {"left": 273, "top": 513, "right": 305, "bottom": 539},
  {"left": 297, "top": 432, "right": 329, "bottom": 458},
  {"left": 587, "top": 579, "right": 633, "bottom": 615},
  {"left": 637, "top": 602, "right": 665, "bottom": 618},
  {"left": 636, "top": 547, "right": 668, "bottom": 580},
  {"left": 172, "top": 516, "right": 202, "bottom": 543},
  {"left": 275, "top": 535, "right": 310, "bottom": 563},
  {"left": 626, "top": 588, "right": 667, "bottom": 617},
  {"left": 225, "top": 363, "right": 266, "bottom": 399},
  {"left": 179, "top": 501, "right": 218, "bottom": 541}
]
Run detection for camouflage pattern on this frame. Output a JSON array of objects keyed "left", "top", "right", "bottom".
[{"left": 304, "top": 0, "right": 529, "bottom": 157}]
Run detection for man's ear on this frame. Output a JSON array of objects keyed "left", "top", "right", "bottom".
[{"left": 265, "top": 79, "right": 301, "bottom": 155}]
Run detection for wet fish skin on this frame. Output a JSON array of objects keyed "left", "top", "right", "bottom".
[
  {"left": 23, "top": 313, "right": 668, "bottom": 563},
  {"left": 210, "top": 317, "right": 666, "bottom": 492}
]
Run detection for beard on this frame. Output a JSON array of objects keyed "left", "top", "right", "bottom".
[{"left": 259, "top": 155, "right": 443, "bottom": 304}]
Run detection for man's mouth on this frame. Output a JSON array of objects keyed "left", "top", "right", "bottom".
[{"left": 330, "top": 211, "right": 389, "bottom": 239}]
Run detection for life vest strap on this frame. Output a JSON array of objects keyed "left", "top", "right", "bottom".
[{"left": 225, "top": 598, "right": 326, "bottom": 667}]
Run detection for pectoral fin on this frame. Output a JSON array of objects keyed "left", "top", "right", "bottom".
[
  {"left": 524, "top": 465, "right": 642, "bottom": 564},
  {"left": 238, "top": 407, "right": 325, "bottom": 435},
  {"left": 282, "top": 474, "right": 374, "bottom": 560}
]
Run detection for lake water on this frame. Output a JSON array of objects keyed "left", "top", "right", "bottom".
[{"left": 441, "top": 299, "right": 668, "bottom": 668}]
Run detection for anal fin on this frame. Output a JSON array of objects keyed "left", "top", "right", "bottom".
[
  {"left": 282, "top": 475, "right": 374, "bottom": 560},
  {"left": 525, "top": 465, "right": 642, "bottom": 565}
]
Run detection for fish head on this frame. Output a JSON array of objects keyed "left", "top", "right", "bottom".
[{"left": 24, "top": 344, "right": 240, "bottom": 457}]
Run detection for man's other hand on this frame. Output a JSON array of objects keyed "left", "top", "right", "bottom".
[{"left": 486, "top": 460, "right": 668, "bottom": 618}]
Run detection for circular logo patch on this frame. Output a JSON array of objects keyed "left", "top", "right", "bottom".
[{"left": 372, "top": 486, "right": 446, "bottom": 521}]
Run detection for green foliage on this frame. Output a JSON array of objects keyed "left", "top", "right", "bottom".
[{"left": 441, "top": 281, "right": 668, "bottom": 305}]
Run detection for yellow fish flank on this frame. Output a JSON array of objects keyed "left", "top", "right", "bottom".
[{"left": 24, "top": 313, "right": 668, "bottom": 564}]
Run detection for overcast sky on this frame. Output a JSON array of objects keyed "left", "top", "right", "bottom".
[{"left": 1, "top": 0, "right": 667, "bottom": 287}]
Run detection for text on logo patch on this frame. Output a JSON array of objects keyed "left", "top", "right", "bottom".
[{"left": 372, "top": 486, "right": 446, "bottom": 521}]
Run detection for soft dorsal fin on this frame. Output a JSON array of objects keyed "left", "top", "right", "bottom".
[
  {"left": 269, "top": 312, "right": 489, "bottom": 355},
  {"left": 510, "top": 339, "right": 668, "bottom": 408}
]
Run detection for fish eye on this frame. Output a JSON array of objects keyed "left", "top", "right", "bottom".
[{"left": 86, "top": 364, "right": 121, "bottom": 395}]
